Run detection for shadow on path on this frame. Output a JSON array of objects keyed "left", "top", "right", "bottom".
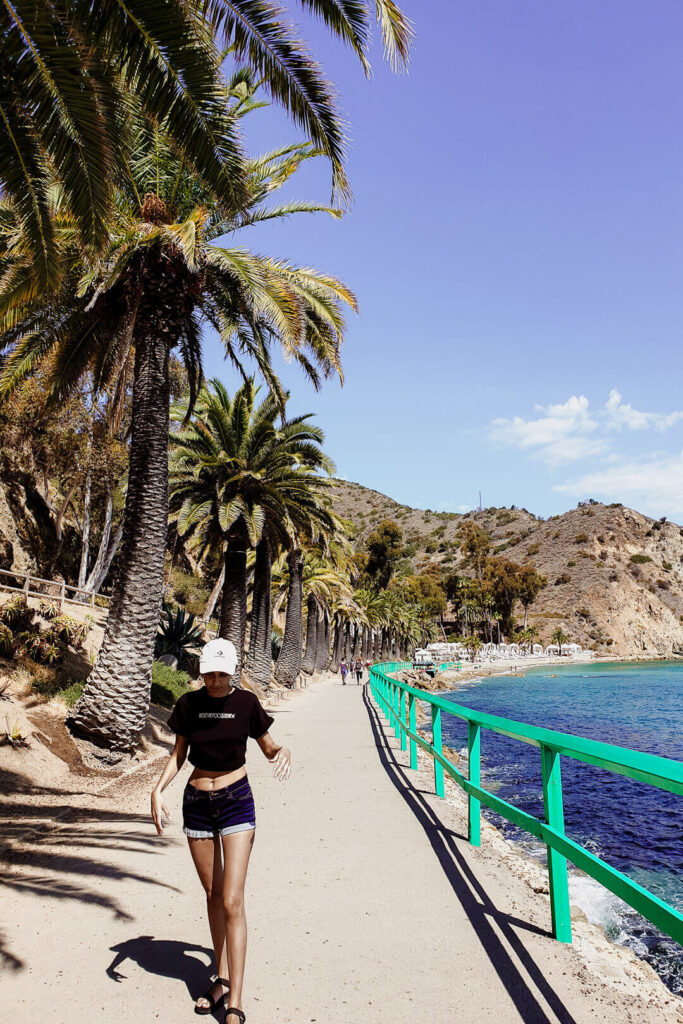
[
  {"left": 1, "top": 810, "right": 180, "bottom": 970},
  {"left": 107, "top": 935, "right": 214, "bottom": 1002},
  {"left": 363, "top": 685, "right": 578, "bottom": 1024}
]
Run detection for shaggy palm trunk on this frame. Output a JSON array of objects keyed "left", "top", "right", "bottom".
[
  {"left": 329, "top": 613, "right": 343, "bottom": 673},
  {"left": 245, "top": 537, "right": 272, "bottom": 688},
  {"left": 315, "top": 609, "right": 330, "bottom": 672},
  {"left": 301, "top": 594, "right": 318, "bottom": 675},
  {"left": 381, "top": 627, "right": 391, "bottom": 661},
  {"left": 343, "top": 621, "right": 351, "bottom": 661},
  {"left": 275, "top": 548, "right": 304, "bottom": 686},
  {"left": 360, "top": 625, "right": 369, "bottom": 662},
  {"left": 371, "top": 629, "right": 380, "bottom": 662},
  {"left": 69, "top": 330, "right": 170, "bottom": 752},
  {"left": 220, "top": 523, "right": 250, "bottom": 680},
  {"left": 351, "top": 623, "right": 360, "bottom": 661}
]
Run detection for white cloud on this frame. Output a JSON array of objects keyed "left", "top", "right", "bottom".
[
  {"left": 604, "top": 389, "right": 683, "bottom": 432},
  {"left": 489, "top": 390, "right": 683, "bottom": 470},
  {"left": 489, "top": 395, "right": 605, "bottom": 467},
  {"left": 556, "top": 452, "right": 683, "bottom": 521}
]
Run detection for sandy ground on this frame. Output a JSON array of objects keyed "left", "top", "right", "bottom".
[
  {"left": 1, "top": 674, "right": 681, "bottom": 1024},
  {"left": 430, "top": 653, "right": 600, "bottom": 688}
]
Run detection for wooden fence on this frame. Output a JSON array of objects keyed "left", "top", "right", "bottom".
[{"left": 0, "top": 567, "right": 111, "bottom": 611}]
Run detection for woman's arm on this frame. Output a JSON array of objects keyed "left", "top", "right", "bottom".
[
  {"left": 256, "top": 731, "right": 291, "bottom": 781},
  {"left": 151, "top": 735, "right": 189, "bottom": 834}
]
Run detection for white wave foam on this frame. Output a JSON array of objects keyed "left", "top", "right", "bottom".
[{"left": 568, "top": 872, "right": 625, "bottom": 935}]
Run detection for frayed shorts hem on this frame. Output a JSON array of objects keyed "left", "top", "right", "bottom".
[{"left": 183, "top": 822, "right": 255, "bottom": 839}]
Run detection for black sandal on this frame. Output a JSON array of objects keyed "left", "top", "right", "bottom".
[
  {"left": 194, "top": 977, "right": 230, "bottom": 1015},
  {"left": 225, "top": 1010, "right": 245, "bottom": 1023}
]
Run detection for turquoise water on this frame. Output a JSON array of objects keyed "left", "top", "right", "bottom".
[{"left": 434, "top": 660, "right": 683, "bottom": 992}]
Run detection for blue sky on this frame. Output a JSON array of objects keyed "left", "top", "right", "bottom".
[{"left": 204, "top": 1, "right": 683, "bottom": 521}]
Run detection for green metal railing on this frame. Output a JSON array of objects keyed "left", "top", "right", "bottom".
[{"left": 369, "top": 661, "right": 683, "bottom": 946}]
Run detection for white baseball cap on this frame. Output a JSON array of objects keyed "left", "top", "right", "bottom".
[{"left": 200, "top": 638, "right": 238, "bottom": 676}]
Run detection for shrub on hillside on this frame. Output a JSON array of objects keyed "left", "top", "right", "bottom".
[
  {"left": 630, "top": 554, "right": 652, "bottom": 564},
  {"left": 168, "top": 567, "right": 210, "bottom": 616},
  {"left": 554, "top": 574, "right": 571, "bottom": 585}
]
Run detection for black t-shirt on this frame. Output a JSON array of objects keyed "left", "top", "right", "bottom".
[{"left": 168, "top": 686, "right": 275, "bottom": 771}]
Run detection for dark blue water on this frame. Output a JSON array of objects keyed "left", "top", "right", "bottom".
[{"left": 423, "top": 661, "right": 683, "bottom": 992}]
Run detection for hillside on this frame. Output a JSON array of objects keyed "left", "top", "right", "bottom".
[{"left": 333, "top": 479, "right": 683, "bottom": 659}]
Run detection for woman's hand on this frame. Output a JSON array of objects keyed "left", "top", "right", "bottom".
[
  {"left": 151, "top": 788, "right": 171, "bottom": 835},
  {"left": 268, "top": 746, "right": 291, "bottom": 781}
]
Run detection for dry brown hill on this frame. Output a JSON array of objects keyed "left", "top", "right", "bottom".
[{"left": 333, "top": 479, "right": 683, "bottom": 659}]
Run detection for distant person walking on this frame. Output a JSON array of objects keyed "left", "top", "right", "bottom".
[
  {"left": 354, "top": 658, "right": 363, "bottom": 684},
  {"left": 151, "top": 639, "right": 291, "bottom": 1024},
  {"left": 340, "top": 658, "right": 349, "bottom": 685}
]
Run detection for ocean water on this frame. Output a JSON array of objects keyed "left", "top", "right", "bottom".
[{"left": 425, "top": 661, "right": 683, "bottom": 993}]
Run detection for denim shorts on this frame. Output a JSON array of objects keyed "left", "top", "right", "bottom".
[{"left": 182, "top": 774, "right": 256, "bottom": 839}]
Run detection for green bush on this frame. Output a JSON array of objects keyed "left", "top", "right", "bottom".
[
  {"left": 29, "top": 666, "right": 83, "bottom": 702},
  {"left": 60, "top": 682, "right": 84, "bottom": 707},
  {"left": 629, "top": 554, "right": 652, "bottom": 564},
  {"left": 150, "top": 661, "right": 192, "bottom": 707}
]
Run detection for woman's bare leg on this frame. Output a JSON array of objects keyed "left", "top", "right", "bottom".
[
  {"left": 221, "top": 828, "right": 255, "bottom": 1020},
  {"left": 187, "top": 836, "right": 230, "bottom": 1009}
]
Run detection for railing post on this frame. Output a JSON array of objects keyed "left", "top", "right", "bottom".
[
  {"left": 23, "top": 574, "right": 30, "bottom": 597},
  {"left": 408, "top": 692, "right": 417, "bottom": 769},
  {"left": 59, "top": 581, "right": 66, "bottom": 613},
  {"left": 393, "top": 683, "right": 400, "bottom": 739},
  {"left": 431, "top": 705, "right": 444, "bottom": 797},
  {"left": 541, "top": 743, "right": 572, "bottom": 943},
  {"left": 398, "top": 685, "right": 406, "bottom": 751},
  {"left": 468, "top": 722, "right": 481, "bottom": 846}
]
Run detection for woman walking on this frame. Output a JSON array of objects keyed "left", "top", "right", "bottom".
[{"left": 151, "top": 638, "right": 291, "bottom": 1022}]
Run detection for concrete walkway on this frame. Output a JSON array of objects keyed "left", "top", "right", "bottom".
[{"left": 1, "top": 677, "right": 678, "bottom": 1024}]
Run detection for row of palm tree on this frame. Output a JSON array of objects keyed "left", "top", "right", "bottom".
[
  {"left": 166, "top": 379, "right": 433, "bottom": 689},
  {"left": 1, "top": 2, "right": 413, "bottom": 753}
]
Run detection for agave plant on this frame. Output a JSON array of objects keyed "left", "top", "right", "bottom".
[
  {"left": 155, "top": 604, "right": 203, "bottom": 670},
  {"left": 0, "top": 624, "right": 14, "bottom": 658}
]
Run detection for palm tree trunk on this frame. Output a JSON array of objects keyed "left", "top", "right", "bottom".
[
  {"left": 381, "top": 627, "right": 390, "bottom": 661},
  {"left": 220, "top": 522, "right": 249, "bottom": 680},
  {"left": 330, "top": 613, "right": 343, "bottom": 673},
  {"left": 360, "top": 625, "right": 369, "bottom": 662},
  {"left": 69, "top": 331, "right": 170, "bottom": 752},
  {"left": 275, "top": 547, "right": 304, "bottom": 686},
  {"left": 301, "top": 594, "right": 318, "bottom": 675},
  {"left": 351, "top": 623, "right": 360, "bottom": 661},
  {"left": 314, "top": 608, "right": 330, "bottom": 672},
  {"left": 372, "top": 628, "right": 380, "bottom": 662},
  {"left": 245, "top": 536, "right": 272, "bottom": 688}
]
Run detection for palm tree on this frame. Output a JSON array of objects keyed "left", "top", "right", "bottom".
[
  {"left": 1, "top": 106, "right": 355, "bottom": 750},
  {"left": 2, "top": 1, "right": 412, "bottom": 284},
  {"left": 301, "top": 556, "right": 350, "bottom": 674},
  {"left": 169, "top": 378, "right": 336, "bottom": 690},
  {"left": 550, "top": 627, "right": 570, "bottom": 655}
]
